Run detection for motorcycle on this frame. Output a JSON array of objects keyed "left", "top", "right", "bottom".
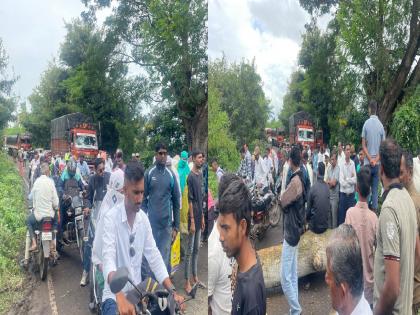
[
  {"left": 62, "top": 192, "right": 86, "bottom": 262},
  {"left": 249, "top": 184, "right": 281, "bottom": 241},
  {"left": 27, "top": 212, "right": 57, "bottom": 281},
  {"left": 110, "top": 267, "right": 197, "bottom": 315}
]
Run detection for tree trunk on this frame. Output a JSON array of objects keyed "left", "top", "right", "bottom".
[
  {"left": 378, "top": 0, "right": 420, "bottom": 128},
  {"left": 258, "top": 230, "right": 332, "bottom": 288},
  {"left": 180, "top": 99, "right": 208, "bottom": 155}
]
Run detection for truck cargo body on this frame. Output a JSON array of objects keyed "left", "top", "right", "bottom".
[
  {"left": 51, "top": 113, "right": 99, "bottom": 164},
  {"left": 4, "top": 133, "right": 32, "bottom": 156}
]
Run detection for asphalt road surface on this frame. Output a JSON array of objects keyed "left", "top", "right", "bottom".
[{"left": 254, "top": 215, "right": 333, "bottom": 315}]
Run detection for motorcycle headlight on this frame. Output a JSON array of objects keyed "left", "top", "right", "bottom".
[{"left": 75, "top": 207, "right": 82, "bottom": 215}]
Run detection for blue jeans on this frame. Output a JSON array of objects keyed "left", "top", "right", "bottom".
[
  {"left": 142, "top": 225, "right": 172, "bottom": 279},
  {"left": 369, "top": 165, "right": 379, "bottom": 211},
  {"left": 184, "top": 229, "right": 201, "bottom": 280},
  {"left": 101, "top": 298, "right": 117, "bottom": 315},
  {"left": 281, "top": 240, "right": 301, "bottom": 315}
]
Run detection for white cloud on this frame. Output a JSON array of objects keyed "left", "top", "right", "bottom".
[{"left": 209, "top": 0, "right": 331, "bottom": 116}]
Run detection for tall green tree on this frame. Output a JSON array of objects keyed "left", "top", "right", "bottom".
[
  {"left": 300, "top": 0, "right": 420, "bottom": 128},
  {"left": 0, "top": 39, "right": 18, "bottom": 131},
  {"left": 82, "top": 0, "right": 208, "bottom": 152},
  {"left": 209, "top": 58, "right": 271, "bottom": 148},
  {"left": 23, "top": 19, "right": 143, "bottom": 152},
  {"left": 208, "top": 80, "right": 240, "bottom": 172}
]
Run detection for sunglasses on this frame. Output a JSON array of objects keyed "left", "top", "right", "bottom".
[
  {"left": 97, "top": 168, "right": 104, "bottom": 173},
  {"left": 158, "top": 151, "right": 168, "bottom": 156},
  {"left": 129, "top": 233, "right": 136, "bottom": 257}
]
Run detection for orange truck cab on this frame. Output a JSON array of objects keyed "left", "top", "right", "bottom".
[{"left": 51, "top": 113, "right": 100, "bottom": 166}]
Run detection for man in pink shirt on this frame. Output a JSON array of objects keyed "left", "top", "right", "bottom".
[{"left": 345, "top": 166, "right": 378, "bottom": 307}]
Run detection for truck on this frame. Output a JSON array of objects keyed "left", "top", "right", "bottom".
[
  {"left": 51, "top": 113, "right": 100, "bottom": 165},
  {"left": 265, "top": 127, "right": 286, "bottom": 147},
  {"left": 3, "top": 133, "right": 32, "bottom": 157},
  {"left": 289, "top": 111, "right": 323, "bottom": 150}
]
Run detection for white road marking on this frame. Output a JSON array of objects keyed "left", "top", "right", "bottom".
[{"left": 47, "top": 273, "right": 59, "bottom": 315}]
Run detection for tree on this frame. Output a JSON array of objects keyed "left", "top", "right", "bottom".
[
  {"left": 0, "top": 39, "right": 18, "bottom": 131},
  {"left": 390, "top": 85, "right": 420, "bottom": 154},
  {"left": 83, "top": 0, "right": 208, "bottom": 152},
  {"left": 209, "top": 58, "right": 271, "bottom": 148},
  {"left": 23, "top": 19, "right": 142, "bottom": 152},
  {"left": 300, "top": 0, "right": 420, "bottom": 129},
  {"left": 208, "top": 80, "right": 240, "bottom": 172}
]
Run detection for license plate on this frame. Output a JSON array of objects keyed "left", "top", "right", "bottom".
[{"left": 42, "top": 232, "right": 52, "bottom": 241}]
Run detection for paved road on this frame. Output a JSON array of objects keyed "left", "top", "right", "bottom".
[
  {"left": 253, "top": 214, "right": 332, "bottom": 314},
  {"left": 18, "top": 162, "right": 207, "bottom": 315}
]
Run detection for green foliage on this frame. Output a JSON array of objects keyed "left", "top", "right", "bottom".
[
  {"left": 208, "top": 170, "right": 218, "bottom": 198},
  {"left": 0, "top": 153, "right": 26, "bottom": 313},
  {"left": 391, "top": 86, "right": 420, "bottom": 154},
  {"left": 0, "top": 39, "right": 18, "bottom": 131},
  {"left": 209, "top": 58, "right": 271, "bottom": 148},
  {"left": 83, "top": 0, "right": 208, "bottom": 150},
  {"left": 2, "top": 126, "right": 26, "bottom": 136},
  {"left": 208, "top": 80, "right": 240, "bottom": 172},
  {"left": 23, "top": 19, "right": 143, "bottom": 152}
]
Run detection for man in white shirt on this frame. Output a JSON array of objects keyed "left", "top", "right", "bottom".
[
  {"left": 29, "top": 151, "right": 40, "bottom": 188},
  {"left": 326, "top": 224, "right": 372, "bottom": 315},
  {"left": 338, "top": 145, "right": 357, "bottom": 225},
  {"left": 253, "top": 146, "right": 269, "bottom": 189},
  {"left": 208, "top": 219, "right": 233, "bottom": 315},
  {"left": 414, "top": 152, "right": 420, "bottom": 193},
  {"left": 337, "top": 142, "right": 345, "bottom": 166},
  {"left": 101, "top": 161, "right": 184, "bottom": 315},
  {"left": 26, "top": 162, "right": 59, "bottom": 251}
]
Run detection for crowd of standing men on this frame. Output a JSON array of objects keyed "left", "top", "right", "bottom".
[
  {"left": 209, "top": 100, "right": 420, "bottom": 315},
  {"left": 22, "top": 143, "right": 209, "bottom": 315}
]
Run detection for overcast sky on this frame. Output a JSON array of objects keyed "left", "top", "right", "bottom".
[
  {"left": 209, "top": 0, "right": 330, "bottom": 117},
  {"left": 0, "top": 1, "right": 111, "bottom": 108}
]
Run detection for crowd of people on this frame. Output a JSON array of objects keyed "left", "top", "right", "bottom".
[
  {"left": 209, "top": 100, "right": 420, "bottom": 315},
  {"left": 22, "top": 143, "right": 209, "bottom": 315}
]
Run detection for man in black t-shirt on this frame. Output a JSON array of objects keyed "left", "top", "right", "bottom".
[
  {"left": 185, "top": 149, "right": 205, "bottom": 294},
  {"left": 218, "top": 178, "right": 266, "bottom": 315}
]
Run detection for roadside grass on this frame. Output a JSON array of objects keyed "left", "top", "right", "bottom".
[{"left": 0, "top": 153, "right": 26, "bottom": 314}]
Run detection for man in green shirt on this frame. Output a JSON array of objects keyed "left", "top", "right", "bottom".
[{"left": 373, "top": 139, "right": 417, "bottom": 315}]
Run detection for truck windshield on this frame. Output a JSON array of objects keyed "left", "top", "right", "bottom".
[
  {"left": 75, "top": 134, "right": 97, "bottom": 149},
  {"left": 298, "top": 128, "right": 314, "bottom": 142}
]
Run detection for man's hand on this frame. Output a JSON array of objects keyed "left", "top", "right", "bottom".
[
  {"left": 116, "top": 292, "right": 136, "bottom": 315},
  {"left": 201, "top": 216, "right": 205, "bottom": 231},
  {"left": 190, "top": 220, "right": 195, "bottom": 234},
  {"left": 174, "top": 292, "right": 186, "bottom": 312},
  {"left": 171, "top": 229, "right": 178, "bottom": 244}
]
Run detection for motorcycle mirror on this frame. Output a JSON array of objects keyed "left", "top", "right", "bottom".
[{"left": 110, "top": 267, "right": 129, "bottom": 294}]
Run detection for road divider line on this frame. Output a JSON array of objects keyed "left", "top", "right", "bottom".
[{"left": 47, "top": 273, "right": 59, "bottom": 315}]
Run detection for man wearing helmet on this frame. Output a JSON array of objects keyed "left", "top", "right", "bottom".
[{"left": 57, "top": 159, "right": 85, "bottom": 245}]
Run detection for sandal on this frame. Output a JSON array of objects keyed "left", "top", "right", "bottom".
[{"left": 194, "top": 280, "right": 207, "bottom": 289}]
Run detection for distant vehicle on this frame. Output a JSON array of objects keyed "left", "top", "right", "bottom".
[
  {"left": 265, "top": 127, "right": 286, "bottom": 147},
  {"left": 3, "top": 133, "right": 32, "bottom": 157},
  {"left": 289, "top": 111, "right": 323, "bottom": 150},
  {"left": 51, "top": 113, "right": 100, "bottom": 166}
]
